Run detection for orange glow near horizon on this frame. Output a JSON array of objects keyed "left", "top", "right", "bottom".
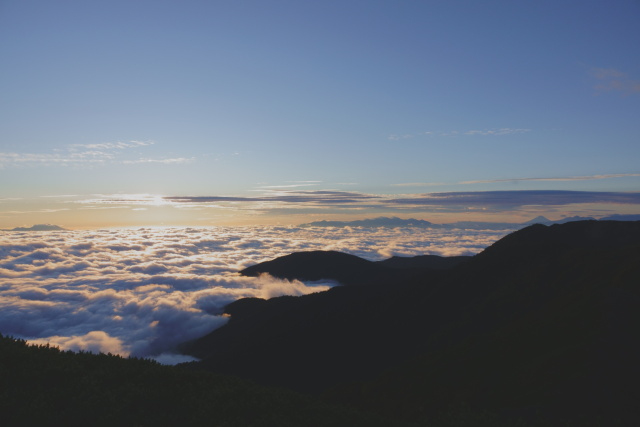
[{"left": 1, "top": 192, "right": 640, "bottom": 230}]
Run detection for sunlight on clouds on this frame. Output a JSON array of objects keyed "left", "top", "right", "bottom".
[
  {"left": 4, "top": 187, "right": 639, "bottom": 229},
  {"left": 254, "top": 273, "right": 333, "bottom": 299},
  {"left": 30, "top": 331, "right": 127, "bottom": 356}
]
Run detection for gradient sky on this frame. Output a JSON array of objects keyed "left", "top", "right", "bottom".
[{"left": 1, "top": 0, "right": 639, "bottom": 227}]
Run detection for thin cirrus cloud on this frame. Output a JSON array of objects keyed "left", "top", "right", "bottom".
[
  {"left": 79, "top": 192, "right": 371, "bottom": 207},
  {"left": 387, "top": 190, "right": 640, "bottom": 210},
  {"left": 164, "top": 189, "right": 640, "bottom": 212},
  {"left": 0, "top": 226, "right": 507, "bottom": 361},
  {"left": 257, "top": 182, "right": 322, "bottom": 189},
  {"left": 392, "top": 173, "right": 640, "bottom": 187},
  {"left": 76, "top": 188, "right": 640, "bottom": 215},
  {"left": 164, "top": 190, "right": 380, "bottom": 205},
  {"left": 122, "top": 158, "right": 194, "bottom": 165},
  {"left": 460, "top": 173, "right": 640, "bottom": 184},
  {"left": 388, "top": 128, "right": 531, "bottom": 141},
  {"left": 257, "top": 181, "right": 323, "bottom": 189},
  {"left": 69, "top": 140, "right": 154, "bottom": 150},
  {"left": 0, "top": 140, "right": 190, "bottom": 167},
  {"left": 592, "top": 68, "right": 640, "bottom": 95}
]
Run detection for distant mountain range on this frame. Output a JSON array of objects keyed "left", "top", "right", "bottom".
[
  {"left": 184, "top": 220, "right": 640, "bottom": 425},
  {"left": 300, "top": 214, "right": 640, "bottom": 230},
  {"left": 3, "top": 224, "right": 67, "bottom": 231}
]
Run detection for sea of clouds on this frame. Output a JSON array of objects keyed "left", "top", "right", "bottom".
[{"left": 0, "top": 226, "right": 512, "bottom": 363}]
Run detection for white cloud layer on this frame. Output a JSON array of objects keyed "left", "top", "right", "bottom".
[{"left": 0, "top": 226, "right": 510, "bottom": 361}]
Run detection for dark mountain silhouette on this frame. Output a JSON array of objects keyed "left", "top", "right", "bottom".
[
  {"left": 343, "top": 220, "right": 640, "bottom": 424},
  {"left": 552, "top": 214, "right": 597, "bottom": 223},
  {"left": 0, "top": 334, "right": 399, "bottom": 427},
  {"left": 240, "top": 250, "right": 469, "bottom": 286},
  {"left": 377, "top": 254, "right": 471, "bottom": 269},
  {"left": 6, "top": 224, "right": 66, "bottom": 231},
  {"left": 518, "top": 215, "right": 600, "bottom": 225},
  {"left": 600, "top": 213, "right": 640, "bottom": 221},
  {"left": 185, "top": 220, "right": 640, "bottom": 425},
  {"left": 240, "top": 250, "right": 390, "bottom": 285}
]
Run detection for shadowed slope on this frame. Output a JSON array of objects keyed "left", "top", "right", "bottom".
[
  {"left": 0, "top": 335, "right": 402, "bottom": 427},
  {"left": 186, "top": 221, "right": 640, "bottom": 425},
  {"left": 332, "top": 221, "right": 640, "bottom": 424},
  {"left": 377, "top": 254, "right": 471, "bottom": 269}
]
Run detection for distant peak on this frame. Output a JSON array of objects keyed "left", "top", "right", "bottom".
[
  {"left": 523, "top": 216, "right": 551, "bottom": 224},
  {"left": 9, "top": 224, "right": 67, "bottom": 231}
]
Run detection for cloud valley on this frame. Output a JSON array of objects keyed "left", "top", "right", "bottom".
[{"left": 0, "top": 226, "right": 510, "bottom": 362}]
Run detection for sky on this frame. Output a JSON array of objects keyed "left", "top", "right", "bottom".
[{"left": 1, "top": 0, "right": 639, "bottom": 228}]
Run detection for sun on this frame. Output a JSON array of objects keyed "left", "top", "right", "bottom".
[{"left": 148, "top": 195, "right": 169, "bottom": 207}]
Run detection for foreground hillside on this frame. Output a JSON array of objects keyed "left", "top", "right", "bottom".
[
  {"left": 186, "top": 221, "right": 640, "bottom": 426},
  {"left": 0, "top": 335, "right": 406, "bottom": 427}
]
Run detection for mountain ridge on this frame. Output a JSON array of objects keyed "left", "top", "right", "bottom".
[
  {"left": 3, "top": 224, "right": 67, "bottom": 231},
  {"left": 185, "top": 220, "right": 640, "bottom": 425},
  {"left": 240, "top": 250, "right": 470, "bottom": 286}
]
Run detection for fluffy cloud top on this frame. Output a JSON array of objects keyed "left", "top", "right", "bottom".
[{"left": 0, "top": 226, "right": 509, "bottom": 361}]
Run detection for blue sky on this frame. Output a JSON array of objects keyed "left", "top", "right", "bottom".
[{"left": 1, "top": 0, "right": 639, "bottom": 227}]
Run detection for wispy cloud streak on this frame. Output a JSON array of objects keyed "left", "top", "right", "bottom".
[
  {"left": 392, "top": 173, "right": 640, "bottom": 187},
  {"left": 0, "top": 140, "right": 191, "bottom": 167},
  {"left": 460, "top": 173, "right": 640, "bottom": 184},
  {"left": 123, "top": 158, "right": 194, "bottom": 164},
  {"left": 388, "top": 128, "right": 531, "bottom": 141},
  {"left": 388, "top": 190, "right": 640, "bottom": 209},
  {"left": 72, "top": 188, "right": 640, "bottom": 216},
  {"left": 592, "top": 68, "right": 640, "bottom": 95}
]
